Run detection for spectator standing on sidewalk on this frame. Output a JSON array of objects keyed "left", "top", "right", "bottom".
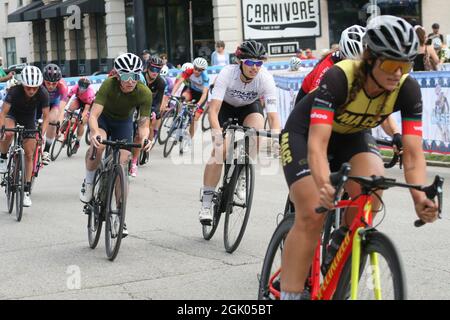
[{"left": 211, "top": 41, "right": 230, "bottom": 66}]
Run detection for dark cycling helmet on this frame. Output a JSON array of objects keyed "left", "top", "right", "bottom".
[
  {"left": 235, "top": 40, "right": 268, "bottom": 60},
  {"left": 43, "top": 63, "right": 62, "bottom": 82},
  {"left": 363, "top": 15, "right": 418, "bottom": 61},
  {"left": 148, "top": 55, "right": 164, "bottom": 68},
  {"left": 78, "top": 77, "right": 91, "bottom": 89}
]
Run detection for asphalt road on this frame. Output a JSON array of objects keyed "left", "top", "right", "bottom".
[{"left": 0, "top": 132, "right": 449, "bottom": 300}]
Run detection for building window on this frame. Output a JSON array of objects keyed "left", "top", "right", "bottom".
[
  {"left": 56, "top": 18, "right": 66, "bottom": 63},
  {"left": 328, "top": 0, "right": 421, "bottom": 47},
  {"left": 192, "top": 0, "right": 214, "bottom": 63},
  {"left": 125, "top": 0, "right": 136, "bottom": 54},
  {"left": 18, "top": 0, "right": 23, "bottom": 7},
  {"left": 5, "top": 38, "right": 16, "bottom": 67}
]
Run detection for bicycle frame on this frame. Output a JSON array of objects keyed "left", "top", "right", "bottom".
[{"left": 311, "top": 195, "right": 375, "bottom": 300}]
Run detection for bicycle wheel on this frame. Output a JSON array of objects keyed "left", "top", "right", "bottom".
[
  {"left": 163, "top": 117, "right": 181, "bottom": 158},
  {"left": 258, "top": 214, "right": 294, "bottom": 300},
  {"left": 202, "top": 196, "right": 222, "bottom": 240},
  {"left": 104, "top": 165, "right": 127, "bottom": 261},
  {"left": 14, "top": 151, "right": 25, "bottom": 222},
  {"left": 50, "top": 125, "right": 67, "bottom": 161},
  {"left": 139, "top": 149, "right": 149, "bottom": 166},
  {"left": 223, "top": 164, "right": 255, "bottom": 253},
  {"left": 201, "top": 106, "right": 210, "bottom": 132},
  {"left": 67, "top": 128, "right": 76, "bottom": 157},
  {"left": 85, "top": 125, "right": 91, "bottom": 146},
  {"left": 5, "top": 155, "right": 15, "bottom": 214},
  {"left": 158, "top": 108, "right": 175, "bottom": 145},
  {"left": 333, "top": 231, "right": 406, "bottom": 300},
  {"left": 87, "top": 168, "right": 104, "bottom": 249}
]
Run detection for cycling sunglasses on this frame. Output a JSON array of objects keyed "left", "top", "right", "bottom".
[
  {"left": 242, "top": 59, "right": 264, "bottom": 67},
  {"left": 119, "top": 72, "right": 140, "bottom": 82},
  {"left": 379, "top": 59, "right": 412, "bottom": 75},
  {"left": 194, "top": 67, "right": 205, "bottom": 72},
  {"left": 148, "top": 65, "right": 162, "bottom": 73}
]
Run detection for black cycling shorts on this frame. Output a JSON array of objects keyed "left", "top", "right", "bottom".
[
  {"left": 281, "top": 129, "right": 381, "bottom": 188},
  {"left": 98, "top": 113, "right": 134, "bottom": 144},
  {"left": 218, "top": 100, "right": 264, "bottom": 127},
  {"left": 6, "top": 111, "right": 37, "bottom": 139}
]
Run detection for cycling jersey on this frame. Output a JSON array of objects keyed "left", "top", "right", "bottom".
[
  {"left": 295, "top": 51, "right": 342, "bottom": 104},
  {"left": 68, "top": 84, "right": 95, "bottom": 106},
  {"left": 180, "top": 68, "right": 210, "bottom": 93},
  {"left": 145, "top": 74, "right": 167, "bottom": 108},
  {"left": 45, "top": 79, "right": 68, "bottom": 108},
  {"left": 285, "top": 60, "right": 423, "bottom": 136},
  {"left": 5, "top": 85, "right": 49, "bottom": 130},
  {"left": 94, "top": 77, "right": 152, "bottom": 120},
  {"left": 211, "top": 64, "right": 278, "bottom": 113}
]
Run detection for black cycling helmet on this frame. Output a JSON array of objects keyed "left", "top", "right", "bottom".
[
  {"left": 235, "top": 40, "right": 268, "bottom": 60},
  {"left": 148, "top": 55, "right": 164, "bottom": 68},
  {"left": 43, "top": 63, "right": 62, "bottom": 82},
  {"left": 78, "top": 77, "right": 91, "bottom": 89}
]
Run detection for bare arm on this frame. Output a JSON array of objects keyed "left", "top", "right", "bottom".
[
  {"left": 308, "top": 124, "right": 332, "bottom": 190},
  {"left": 41, "top": 107, "right": 50, "bottom": 137},
  {"left": 171, "top": 78, "right": 183, "bottom": 96},
  {"left": 197, "top": 87, "right": 209, "bottom": 107},
  {"left": 88, "top": 103, "right": 104, "bottom": 147},
  {"left": 380, "top": 115, "right": 400, "bottom": 137}
]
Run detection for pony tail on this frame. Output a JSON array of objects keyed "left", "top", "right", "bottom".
[{"left": 337, "top": 61, "right": 367, "bottom": 115}]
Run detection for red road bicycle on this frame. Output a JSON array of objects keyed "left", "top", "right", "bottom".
[
  {"left": 258, "top": 163, "right": 444, "bottom": 300},
  {"left": 50, "top": 109, "right": 84, "bottom": 161}
]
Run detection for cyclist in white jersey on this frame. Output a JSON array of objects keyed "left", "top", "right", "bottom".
[{"left": 198, "top": 40, "right": 281, "bottom": 225}]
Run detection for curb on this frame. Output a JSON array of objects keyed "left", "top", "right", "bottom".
[{"left": 382, "top": 157, "right": 450, "bottom": 168}]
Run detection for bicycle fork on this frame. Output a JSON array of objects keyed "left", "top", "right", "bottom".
[{"left": 351, "top": 228, "right": 382, "bottom": 300}]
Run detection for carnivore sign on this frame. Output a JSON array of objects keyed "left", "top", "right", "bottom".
[{"left": 242, "top": 0, "right": 321, "bottom": 40}]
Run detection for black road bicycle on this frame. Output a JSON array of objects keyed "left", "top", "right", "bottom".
[
  {"left": 202, "top": 119, "right": 277, "bottom": 253},
  {"left": 84, "top": 138, "right": 141, "bottom": 261}
]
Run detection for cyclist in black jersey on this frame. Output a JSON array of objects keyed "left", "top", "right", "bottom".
[
  {"left": 0, "top": 66, "right": 49, "bottom": 207},
  {"left": 279, "top": 16, "right": 439, "bottom": 300}
]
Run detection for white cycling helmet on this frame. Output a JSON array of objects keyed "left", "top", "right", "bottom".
[
  {"left": 181, "top": 62, "right": 194, "bottom": 72},
  {"left": 21, "top": 66, "right": 43, "bottom": 87},
  {"left": 6, "top": 78, "right": 19, "bottom": 90},
  {"left": 114, "top": 52, "right": 143, "bottom": 74},
  {"left": 193, "top": 57, "right": 208, "bottom": 70},
  {"left": 289, "top": 57, "right": 302, "bottom": 71},
  {"left": 364, "top": 15, "right": 418, "bottom": 61},
  {"left": 340, "top": 25, "right": 366, "bottom": 60},
  {"left": 160, "top": 65, "right": 169, "bottom": 76}
]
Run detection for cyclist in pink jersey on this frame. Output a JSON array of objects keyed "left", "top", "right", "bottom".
[
  {"left": 41, "top": 64, "right": 68, "bottom": 164},
  {"left": 64, "top": 77, "right": 94, "bottom": 154}
]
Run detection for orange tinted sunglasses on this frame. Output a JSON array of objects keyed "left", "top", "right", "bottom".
[{"left": 379, "top": 59, "right": 412, "bottom": 75}]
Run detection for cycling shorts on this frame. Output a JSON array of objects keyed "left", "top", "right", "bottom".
[{"left": 218, "top": 100, "right": 264, "bottom": 127}]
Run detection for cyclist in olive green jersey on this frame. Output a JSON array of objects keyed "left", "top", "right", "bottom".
[{"left": 79, "top": 53, "right": 152, "bottom": 236}]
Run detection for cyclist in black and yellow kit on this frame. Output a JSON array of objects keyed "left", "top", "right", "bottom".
[
  {"left": 279, "top": 16, "right": 439, "bottom": 300},
  {"left": 79, "top": 53, "right": 152, "bottom": 237}
]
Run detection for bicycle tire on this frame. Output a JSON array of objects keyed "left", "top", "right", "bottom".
[
  {"left": 88, "top": 168, "right": 104, "bottom": 249},
  {"left": 332, "top": 231, "right": 406, "bottom": 300},
  {"left": 163, "top": 117, "right": 180, "bottom": 158},
  {"left": 50, "top": 128, "right": 67, "bottom": 161},
  {"left": 139, "top": 149, "right": 149, "bottom": 166},
  {"left": 258, "top": 214, "right": 294, "bottom": 300},
  {"left": 14, "top": 151, "right": 25, "bottom": 222},
  {"left": 201, "top": 106, "right": 210, "bottom": 132},
  {"left": 158, "top": 109, "right": 175, "bottom": 145},
  {"left": 202, "top": 197, "right": 221, "bottom": 240},
  {"left": 6, "top": 155, "right": 15, "bottom": 214},
  {"left": 85, "top": 125, "right": 91, "bottom": 146},
  {"left": 105, "top": 165, "right": 127, "bottom": 261},
  {"left": 223, "top": 164, "right": 255, "bottom": 253},
  {"left": 66, "top": 128, "right": 76, "bottom": 158}
]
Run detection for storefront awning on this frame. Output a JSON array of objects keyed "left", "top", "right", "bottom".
[
  {"left": 7, "top": 0, "right": 43, "bottom": 23},
  {"left": 23, "top": 0, "right": 50, "bottom": 21},
  {"left": 43, "top": 0, "right": 105, "bottom": 18}
]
